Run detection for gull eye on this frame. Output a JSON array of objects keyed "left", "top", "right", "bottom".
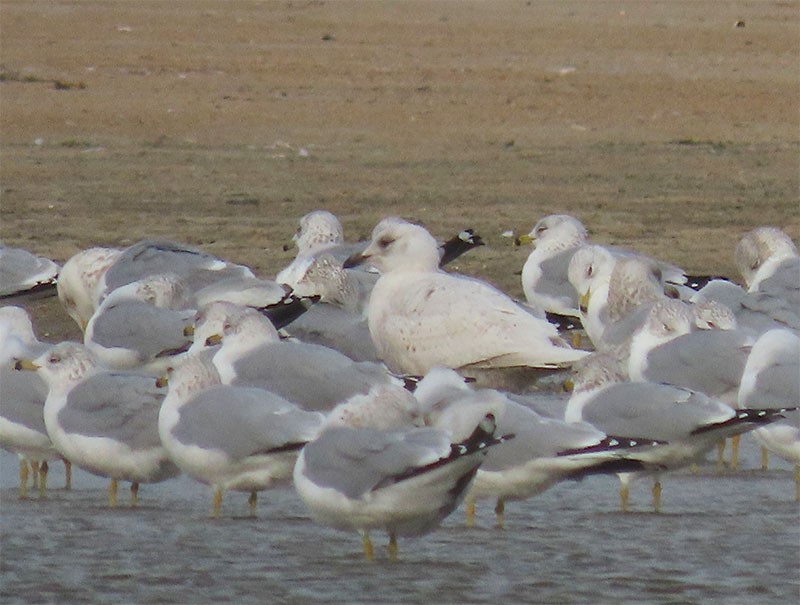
[
  {"left": 48, "top": 355, "right": 60, "bottom": 364},
  {"left": 378, "top": 236, "right": 394, "bottom": 249},
  {"left": 586, "top": 265, "right": 594, "bottom": 278}
]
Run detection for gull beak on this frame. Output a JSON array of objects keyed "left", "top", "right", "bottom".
[
  {"left": 183, "top": 324, "right": 195, "bottom": 337},
  {"left": 14, "top": 359, "right": 41, "bottom": 371},
  {"left": 579, "top": 289, "right": 591, "bottom": 314},
  {"left": 514, "top": 233, "right": 534, "bottom": 247},
  {"left": 343, "top": 252, "right": 367, "bottom": 269},
  {"left": 205, "top": 333, "right": 223, "bottom": 347}
]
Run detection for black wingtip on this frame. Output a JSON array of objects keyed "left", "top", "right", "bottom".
[
  {"left": 256, "top": 291, "right": 320, "bottom": 329},
  {"left": 690, "top": 407, "right": 791, "bottom": 436},
  {"left": 438, "top": 229, "right": 485, "bottom": 267}
]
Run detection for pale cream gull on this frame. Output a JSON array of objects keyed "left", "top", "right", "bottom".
[{"left": 344, "top": 219, "right": 587, "bottom": 382}]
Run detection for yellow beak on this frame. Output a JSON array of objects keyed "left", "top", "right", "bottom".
[
  {"left": 514, "top": 233, "right": 534, "bottom": 247},
  {"left": 205, "top": 333, "right": 223, "bottom": 347},
  {"left": 579, "top": 289, "right": 591, "bottom": 314},
  {"left": 14, "top": 359, "right": 41, "bottom": 371}
]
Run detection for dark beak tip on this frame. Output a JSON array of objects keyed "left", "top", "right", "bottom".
[{"left": 342, "top": 254, "right": 363, "bottom": 269}]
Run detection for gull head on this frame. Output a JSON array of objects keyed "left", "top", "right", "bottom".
[
  {"left": 291, "top": 210, "right": 344, "bottom": 255},
  {"left": 18, "top": 342, "right": 99, "bottom": 390},
  {"left": 344, "top": 218, "right": 440, "bottom": 274},
  {"left": 734, "top": 226, "right": 798, "bottom": 288}
]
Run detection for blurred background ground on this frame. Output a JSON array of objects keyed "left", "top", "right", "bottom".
[{"left": 1, "top": 0, "right": 798, "bottom": 341}]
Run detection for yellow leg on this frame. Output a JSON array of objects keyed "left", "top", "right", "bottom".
[
  {"left": 248, "top": 491, "right": 257, "bottom": 517},
  {"left": 716, "top": 440, "right": 726, "bottom": 474},
  {"left": 465, "top": 496, "right": 476, "bottom": 528},
  {"left": 39, "top": 461, "right": 49, "bottom": 498},
  {"left": 652, "top": 480, "right": 662, "bottom": 514},
  {"left": 130, "top": 482, "right": 139, "bottom": 507},
  {"left": 761, "top": 447, "right": 769, "bottom": 471},
  {"left": 361, "top": 532, "right": 374, "bottom": 562},
  {"left": 108, "top": 478, "right": 118, "bottom": 507},
  {"left": 620, "top": 482, "right": 629, "bottom": 513},
  {"left": 495, "top": 498, "right": 506, "bottom": 529},
  {"left": 730, "top": 435, "right": 741, "bottom": 471},
  {"left": 212, "top": 487, "right": 223, "bottom": 518},
  {"left": 19, "top": 459, "right": 29, "bottom": 500},
  {"left": 30, "top": 460, "right": 40, "bottom": 491},
  {"left": 64, "top": 459, "right": 72, "bottom": 490},
  {"left": 795, "top": 465, "right": 799, "bottom": 502},
  {"left": 388, "top": 532, "right": 398, "bottom": 562}
]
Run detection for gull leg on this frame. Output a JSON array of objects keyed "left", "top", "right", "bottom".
[
  {"left": 388, "top": 532, "right": 398, "bottom": 562},
  {"left": 19, "top": 459, "right": 29, "bottom": 500},
  {"left": 212, "top": 486, "right": 223, "bottom": 518},
  {"left": 130, "top": 482, "right": 139, "bottom": 507},
  {"left": 761, "top": 447, "right": 769, "bottom": 471},
  {"left": 652, "top": 479, "right": 662, "bottom": 514},
  {"left": 248, "top": 491, "right": 257, "bottom": 517},
  {"left": 716, "top": 440, "right": 726, "bottom": 474},
  {"left": 620, "top": 481, "right": 630, "bottom": 513},
  {"left": 795, "top": 465, "right": 799, "bottom": 502},
  {"left": 730, "top": 435, "right": 741, "bottom": 471},
  {"left": 63, "top": 459, "right": 72, "bottom": 490},
  {"left": 494, "top": 498, "right": 506, "bottom": 530},
  {"left": 39, "top": 461, "right": 49, "bottom": 498},
  {"left": 30, "top": 461, "right": 40, "bottom": 491},
  {"left": 108, "top": 478, "right": 118, "bottom": 507},
  {"left": 361, "top": 531, "right": 374, "bottom": 562},
  {"left": 465, "top": 496, "right": 476, "bottom": 528}
]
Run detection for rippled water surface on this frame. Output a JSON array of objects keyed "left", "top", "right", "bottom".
[{"left": 1, "top": 439, "right": 798, "bottom": 604}]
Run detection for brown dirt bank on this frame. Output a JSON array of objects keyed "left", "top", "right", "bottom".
[{"left": 1, "top": 1, "right": 798, "bottom": 341}]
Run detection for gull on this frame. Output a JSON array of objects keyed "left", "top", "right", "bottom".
[
  {"left": 200, "top": 304, "right": 397, "bottom": 412},
  {"left": 293, "top": 385, "right": 508, "bottom": 561},
  {"left": 567, "top": 245, "right": 668, "bottom": 349},
  {"left": 0, "top": 245, "right": 60, "bottom": 299},
  {"left": 567, "top": 349, "right": 786, "bottom": 512},
  {"left": 733, "top": 227, "right": 800, "bottom": 332},
  {"left": 738, "top": 329, "right": 800, "bottom": 498},
  {"left": 734, "top": 226, "right": 798, "bottom": 291},
  {"left": 57, "top": 246, "right": 121, "bottom": 331},
  {"left": 344, "top": 218, "right": 587, "bottom": 384},
  {"left": 414, "top": 367, "right": 657, "bottom": 527},
  {"left": 84, "top": 273, "right": 196, "bottom": 372},
  {"left": 0, "top": 306, "right": 70, "bottom": 497},
  {"left": 158, "top": 352, "right": 324, "bottom": 517},
  {"left": 692, "top": 279, "right": 797, "bottom": 336},
  {"left": 96, "top": 239, "right": 254, "bottom": 304},
  {"left": 516, "top": 214, "right": 588, "bottom": 317},
  {"left": 15, "top": 342, "right": 180, "bottom": 506},
  {"left": 628, "top": 299, "right": 754, "bottom": 407}
]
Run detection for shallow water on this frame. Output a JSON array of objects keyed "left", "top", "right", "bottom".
[{"left": 1, "top": 438, "right": 798, "bottom": 605}]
